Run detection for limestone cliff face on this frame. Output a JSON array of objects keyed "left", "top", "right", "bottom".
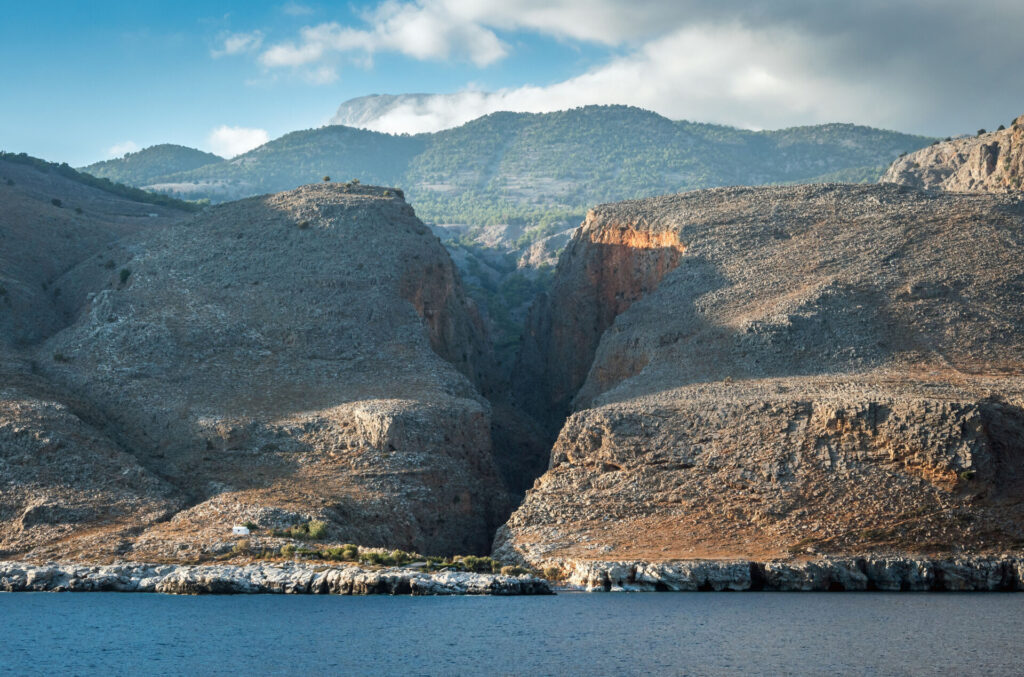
[
  {"left": 496, "top": 184, "right": 1024, "bottom": 566},
  {"left": 880, "top": 116, "right": 1024, "bottom": 192},
  {"left": 7, "top": 183, "right": 509, "bottom": 559},
  {"left": 515, "top": 214, "right": 685, "bottom": 431}
]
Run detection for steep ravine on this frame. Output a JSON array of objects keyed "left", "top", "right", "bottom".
[{"left": 513, "top": 214, "right": 687, "bottom": 435}]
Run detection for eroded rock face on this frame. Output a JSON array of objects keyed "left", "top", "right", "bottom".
[
  {"left": 880, "top": 116, "right": 1024, "bottom": 192},
  {"left": 515, "top": 214, "right": 686, "bottom": 431},
  {"left": 497, "top": 184, "right": 1024, "bottom": 566},
  {"left": 12, "top": 183, "right": 509, "bottom": 558}
]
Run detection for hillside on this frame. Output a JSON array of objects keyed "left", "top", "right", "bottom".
[
  {"left": 81, "top": 144, "right": 223, "bottom": 186},
  {"left": 499, "top": 184, "right": 1024, "bottom": 568},
  {"left": 0, "top": 158, "right": 195, "bottom": 560},
  {"left": 881, "top": 115, "right": 1024, "bottom": 192}
]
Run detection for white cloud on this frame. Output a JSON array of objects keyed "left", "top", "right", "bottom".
[
  {"left": 212, "top": 30, "right": 264, "bottom": 58},
  {"left": 206, "top": 126, "right": 270, "bottom": 158},
  {"left": 282, "top": 2, "right": 314, "bottom": 15},
  {"left": 332, "top": 24, "right": 883, "bottom": 134},
  {"left": 270, "top": 0, "right": 1024, "bottom": 135},
  {"left": 260, "top": 3, "right": 508, "bottom": 69},
  {"left": 107, "top": 141, "right": 140, "bottom": 158},
  {"left": 304, "top": 65, "right": 338, "bottom": 85}
]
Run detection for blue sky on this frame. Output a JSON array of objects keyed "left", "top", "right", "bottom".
[
  {"left": 3, "top": 1, "right": 1023, "bottom": 166},
  {"left": 0, "top": 1, "right": 606, "bottom": 165}
]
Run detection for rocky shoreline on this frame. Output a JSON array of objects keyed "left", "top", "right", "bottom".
[
  {"left": 0, "top": 561, "right": 553, "bottom": 596},
  {"left": 5, "top": 556, "right": 1024, "bottom": 595},
  {"left": 557, "top": 556, "right": 1024, "bottom": 591}
]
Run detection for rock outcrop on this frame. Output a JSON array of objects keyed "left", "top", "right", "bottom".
[
  {"left": 498, "top": 184, "right": 1024, "bottom": 567},
  {"left": 0, "top": 560, "right": 552, "bottom": 595},
  {"left": 880, "top": 116, "right": 1024, "bottom": 192},
  {"left": 550, "top": 556, "right": 1024, "bottom": 592}
]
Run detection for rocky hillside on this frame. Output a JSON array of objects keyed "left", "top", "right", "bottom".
[
  {"left": 880, "top": 116, "right": 1024, "bottom": 192},
  {"left": 2, "top": 178, "right": 519, "bottom": 562},
  {"left": 498, "top": 184, "right": 1024, "bottom": 567},
  {"left": 0, "top": 158, "right": 193, "bottom": 561}
]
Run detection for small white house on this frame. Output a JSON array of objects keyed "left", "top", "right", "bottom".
[{"left": 231, "top": 525, "right": 250, "bottom": 536}]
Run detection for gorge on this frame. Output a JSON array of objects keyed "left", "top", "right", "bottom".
[{"left": 3, "top": 121, "right": 1024, "bottom": 592}]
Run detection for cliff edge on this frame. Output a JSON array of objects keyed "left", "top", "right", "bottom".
[{"left": 880, "top": 116, "right": 1024, "bottom": 192}]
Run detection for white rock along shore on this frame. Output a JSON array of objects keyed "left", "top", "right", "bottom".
[
  {"left": 0, "top": 561, "right": 553, "bottom": 595},
  {"left": 555, "top": 556, "right": 1024, "bottom": 591}
]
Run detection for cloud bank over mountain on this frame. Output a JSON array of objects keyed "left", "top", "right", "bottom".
[{"left": 269, "top": 0, "right": 1024, "bottom": 135}]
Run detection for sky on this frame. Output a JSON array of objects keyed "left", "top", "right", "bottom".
[{"left": 2, "top": 0, "right": 1023, "bottom": 166}]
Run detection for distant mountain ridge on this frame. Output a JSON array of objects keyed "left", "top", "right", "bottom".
[
  {"left": 82, "top": 144, "right": 223, "bottom": 186},
  {"left": 80, "top": 105, "right": 935, "bottom": 232}
]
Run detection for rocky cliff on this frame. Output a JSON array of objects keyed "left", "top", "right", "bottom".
[
  {"left": 497, "top": 184, "right": 1024, "bottom": 567},
  {"left": 880, "top": 116, "right": 1024, "bottom": 192},
  {"left": 3, "top": 178, "right": 513, "bottom": 561}
]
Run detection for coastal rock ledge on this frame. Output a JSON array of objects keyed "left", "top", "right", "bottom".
[
  {"left": 0, "top": 561, "right": 552, "bottom": 596},
  {"left": 558, "top": 557, "right": 1024, "bottom": 592}
]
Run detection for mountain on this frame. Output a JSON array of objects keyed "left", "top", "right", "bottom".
[
  {"left": 81, "top": 144, "right": 223, "bottom": 186},
  {"left": 881, "top": 115, "right": 1024, "bottom": 192},
  {"left": 3, "top": 179, "right": 514, "bottom": 561},
  {"left": 329, "top": 93, "right": 441, "bottom": 130},
  {"left": 498, "top": 183, "right": 1024, "bottom": 571},
  {"left": 6, "top": 154, "right": 1024, "bottom": 578},
  {"left": 83, "top": 105, "right": 934, "bottom": 230},
  {"left": 79, "top": 106, "right": 935, "bottom": 371}
]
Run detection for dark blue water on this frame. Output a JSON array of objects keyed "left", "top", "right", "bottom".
[{"left": 1, "top": 592, "right": 1022, "bottom": 676}]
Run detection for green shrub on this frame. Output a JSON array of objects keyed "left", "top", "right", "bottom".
[
  {"left": 51, "top": 198, "right": 62, "bottom": 207},
  {"left": 458, "top": 555, "right": 499, "bottom": 573},
  {"left": 281, "top": 544, "right": 297, "bottom": 557},
  {"left": 119, "top": 268, "right": 131, "bottom": 284},
  {"left": 978, "top": 129, "right": 987, "bottom": 136},
  {"left": 322, "top": 175, "right": 330, "bottom": 182},
  {"left": 242, "top": 521, "right": 259, "bottom": 531},
  {"left": 74, "top": 206, "right": 83, "bottom": 214},
  {"left": 52, "top": 352, "right": 70, "bottom": 363},
  {"left": 231, "top": 539, "right": 250, "bottom": 555},
  {"left": 103, "top": 260, "right": 115, "bottom": 269},
  {"left": 542, "top": 566, "right": 562, "bottom": 581},
  {"left": 307, "top": 520, "right": 328, "bottom": 539}
]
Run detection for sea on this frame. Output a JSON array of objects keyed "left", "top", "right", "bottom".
[{"left": 1, "top": 592, "right": 1022, "bottom": 676}]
